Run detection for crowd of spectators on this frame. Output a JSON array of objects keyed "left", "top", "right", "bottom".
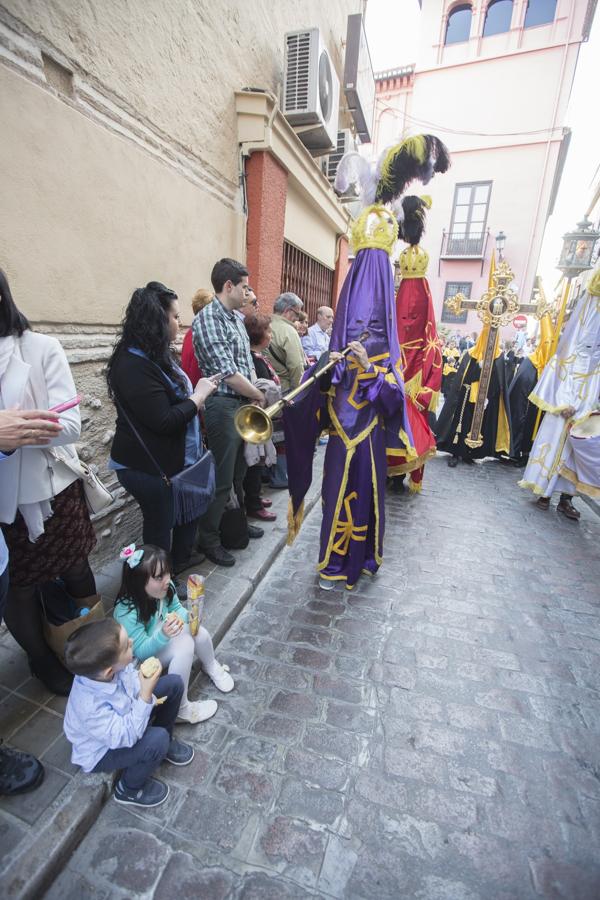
[{"left": 0, "top": 259, "right": 334, "bottom": 797}]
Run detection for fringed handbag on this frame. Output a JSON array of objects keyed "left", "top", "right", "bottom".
[{"left": 170, "top": 450, "right": 216, "bottom": 523}]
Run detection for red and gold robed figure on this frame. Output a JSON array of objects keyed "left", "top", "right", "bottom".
[{"left": 387, "top": 196, "right": 442, "bottom": 491}]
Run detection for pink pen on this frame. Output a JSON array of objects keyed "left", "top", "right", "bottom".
[{"left": 49, "top": 395, "right": 82, "bottom": 414}]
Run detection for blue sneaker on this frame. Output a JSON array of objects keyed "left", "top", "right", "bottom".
[
  {"left": 114, "top": 777, "right": 169, "bottom": 807},
  {"left": 166, "top": 738, "right": 194, "bottom": 766}
]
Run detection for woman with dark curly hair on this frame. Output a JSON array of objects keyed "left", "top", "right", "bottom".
[{"left": 107, "top": 282, "right": 218, "bottom": 573}]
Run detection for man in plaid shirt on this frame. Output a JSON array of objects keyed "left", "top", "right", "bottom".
[{"left": 193, "top": 259, "right": 265, "bottom": 566}]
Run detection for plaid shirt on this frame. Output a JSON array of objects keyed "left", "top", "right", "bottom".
[{"left": 192, "top": 299, "right": 255, "bottom": 398}]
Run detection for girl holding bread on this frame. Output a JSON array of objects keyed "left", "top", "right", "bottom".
[{"left": 113, "top": 544, "right": 234, "bottom": 724}]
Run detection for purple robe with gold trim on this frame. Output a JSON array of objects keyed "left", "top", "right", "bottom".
[{"left": 283, "top": 246, "right": 410, "bottom": 589}]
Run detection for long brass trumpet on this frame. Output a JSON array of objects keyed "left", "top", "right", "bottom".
[{"left": 234, "top": 333, "right": 368, "bottom": 444}]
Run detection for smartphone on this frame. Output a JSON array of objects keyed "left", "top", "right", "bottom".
[
  {"left": 50, "top": 394, "right": 82, "bottom": 414},
  {"left": 210, "top": 373, "right": 225, "bottom": 384}
]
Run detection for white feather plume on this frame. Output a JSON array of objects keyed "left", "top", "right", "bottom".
[
  {"left": 390, "top": 196, "right": 405, "bottom": 221},
  {"left": 334, "top": 153, "right": 379, "bottom": 206},
  {"left": 334, "top": 152, "right": 368, "bottom": 193}
]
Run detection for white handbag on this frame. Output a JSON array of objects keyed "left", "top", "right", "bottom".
[{"left": 51, "top": 450, "right": 114, "bottom": 515}]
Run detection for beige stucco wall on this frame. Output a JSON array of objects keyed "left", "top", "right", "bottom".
[
  {"left": 0, "top": 64, "right": 239, "bottom": 327},
  {"left": 1, "top": 0, "right": 358, "bottom": 195},
  {"left": 284, "top": 177, "right": 338, "bottom": 269}
]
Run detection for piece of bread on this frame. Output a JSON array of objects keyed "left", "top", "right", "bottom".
[
  {"left": 165, "top": 611, "right": 183, "bottom": 627},
  {"left": 140, "top": 657, "right": 160, "bottom": 678}
]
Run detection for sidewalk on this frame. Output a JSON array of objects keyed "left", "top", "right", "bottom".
[{"left": 0, "top": 448, "right": 325, "bottom": 899}]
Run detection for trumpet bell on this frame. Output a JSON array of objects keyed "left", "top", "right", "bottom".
[
  {"left": 234, "top": 404, "right": 274, "bottom": 444},
  {"left": 233, "top": 334, "right": 369, "bottom": 445}
]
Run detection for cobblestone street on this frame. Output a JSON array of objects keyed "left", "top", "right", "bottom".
[{"left": 43, "top": 456, "right": 600, "bottom": 898}]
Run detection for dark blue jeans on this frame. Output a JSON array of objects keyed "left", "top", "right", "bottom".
[
  {"left": 117, "top": 469, "right": 198, "bottom": 571},
  {"left": 197, "top": 395, "right": 247, "bottom": 549},
  {"left": 92, "top": 674, "right": 183, "bottom": 789}
]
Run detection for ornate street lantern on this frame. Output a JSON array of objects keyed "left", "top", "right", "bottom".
[
  {"left": 547, "top": 217, "right": 600, "bottom": 358},
  {"left": 495, "top": 230, "right": 506, "bottom": 260},
  {"left": 557, "top": 217, "right": 600, "bottom": 278}
]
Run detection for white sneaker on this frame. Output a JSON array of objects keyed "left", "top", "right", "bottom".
[
  {"left": 319, "top": 578, "right": 334, "bottom": 591},
  {"left": 206, "top": 662, "right": 235, "bottom": 693},
  {"left": 176, "top": 699, "right": 218, "bottom": 724}
]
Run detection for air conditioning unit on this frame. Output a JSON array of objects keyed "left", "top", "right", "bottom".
[
  {"left": 321, "top": 129, "right": 356, "bottom": 184},
  {"left": 283, "top": 28, "right": 340, "bottom": 155}
]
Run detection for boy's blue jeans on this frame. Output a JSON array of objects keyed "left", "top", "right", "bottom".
[{"left": 92, "top": 674, "right": 183, "bottom": 790}]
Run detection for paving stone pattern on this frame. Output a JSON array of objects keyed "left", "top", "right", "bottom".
[{"left": 45, "top": 456, "right": 600, "bottom": 898}]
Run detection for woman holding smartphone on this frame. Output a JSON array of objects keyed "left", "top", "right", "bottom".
[
  {"left": 107, "top": 282, "right": 218, "bottom": 575},
  {"left": 0, "top": 270, "right": 97, "bottom": 695}
]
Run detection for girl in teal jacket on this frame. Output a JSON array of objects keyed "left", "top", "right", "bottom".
[{"left": 114, "top": 544, "right": 234, "bottom": 723}]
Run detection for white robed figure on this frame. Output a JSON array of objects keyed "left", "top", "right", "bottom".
[{"left": 520, "top": 267, "right": 600, "bottom": 520}]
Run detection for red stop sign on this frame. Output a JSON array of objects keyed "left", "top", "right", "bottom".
[{"left": 513, "top": 315, "right": 527, "bottom": 328}]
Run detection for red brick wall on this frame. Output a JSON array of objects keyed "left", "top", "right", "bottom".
[
  {"left": 332, "top": 235, "right": 350, "bottom": 309},
  {"left": 245, "top": 151, "right": 288, "bottom": 314}
]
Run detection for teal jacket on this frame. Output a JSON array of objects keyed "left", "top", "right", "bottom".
[{"left": 113, "top": 586, "right": 189, "bottom": 661}]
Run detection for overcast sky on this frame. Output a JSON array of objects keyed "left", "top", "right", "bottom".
[{"left": 364, "top": 0, "right": 600, "bottom": 293}]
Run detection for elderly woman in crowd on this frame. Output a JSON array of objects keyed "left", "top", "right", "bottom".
[
  {"left": 294, "top": 310, "right": 309, "bottom": 339},
  {"left": 107, "top": 282, "right": 218, "bottom": 574},
  {"left": 0, "top": 270, "right": 96, "bottom": 695}
]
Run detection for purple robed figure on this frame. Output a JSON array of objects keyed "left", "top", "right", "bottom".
[{"left": 283, "top": 205, "right": 411, "bottom": 590}]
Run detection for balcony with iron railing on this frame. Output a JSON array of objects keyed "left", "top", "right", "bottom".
[{"left": 439, "top": 229, "right": 491, "bottom": 275}]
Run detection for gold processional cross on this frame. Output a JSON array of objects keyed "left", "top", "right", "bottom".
[{"left": 444, "top": 262, "right": 554, "bottom": 449}]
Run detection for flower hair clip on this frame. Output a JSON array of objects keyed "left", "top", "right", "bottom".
[{"left": 119, "top": 543, "right": 144, "bottom": 569}]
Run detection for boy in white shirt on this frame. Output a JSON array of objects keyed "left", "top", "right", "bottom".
[{"left": 64, "top": 618, "right": 193, "bottom": 808}]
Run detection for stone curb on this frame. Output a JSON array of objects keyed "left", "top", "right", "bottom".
[{"left": 3, "top": 775, "right": 110, "bottom": 899}]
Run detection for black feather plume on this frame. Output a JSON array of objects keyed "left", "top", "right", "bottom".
[{"left": 398, "top": 196, "right": 428, "bottom": 245}]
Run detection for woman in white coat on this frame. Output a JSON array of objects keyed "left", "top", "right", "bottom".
[{"left": 0, "top": 271, "right": 97, "bottom": 694}]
